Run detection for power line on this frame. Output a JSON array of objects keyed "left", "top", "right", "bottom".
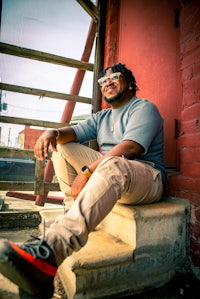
[
  {"left": 7, "top": 103, "right": 64, "bottom": 113},
  {"left": 5, "top": 103, "right": 91, "bottom": 114}
]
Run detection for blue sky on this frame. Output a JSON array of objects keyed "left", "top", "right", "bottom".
[{"left": 0, "top": 0, "right": 95, "bottom": 146}]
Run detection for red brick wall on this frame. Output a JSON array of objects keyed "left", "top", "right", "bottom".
[
  {"left": 167, "top": 0, "right": 200, "bottom": 273},
  {"left": 104, "top": 0, "right": 200, "bottom": 276},
  {"left": 21, "top": 126, "right": 45, "bottom": 150}
]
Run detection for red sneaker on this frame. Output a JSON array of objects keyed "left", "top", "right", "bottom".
[{"left": 0, "top": 237, "right": 57, "bottom": 298}]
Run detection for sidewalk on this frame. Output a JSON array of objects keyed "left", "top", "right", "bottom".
[
  {"left": 0, "top": 191, "right": 64, "bottom": 211},
  {"left": 0, "top": 190, "right": 65, "bottom": 299},
  {"left": 0, "top": 192, "right": 199, "bottom": 299}
]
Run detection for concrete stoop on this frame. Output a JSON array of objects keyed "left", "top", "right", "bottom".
[{"left": 40, "top": 197, "right": 190, "bottom": 299}]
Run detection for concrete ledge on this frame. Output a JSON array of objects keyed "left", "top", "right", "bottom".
[
  {"left": 57, "top": 197, "right": 190, "bottom": 298},
  {"left": 134, "top": 197, "right": 190, "bottom": 258},
  {"left": 0, "top": 211, "right": 41, "bottom": 229},
  {"left": 0, "top": 273, "right": 19, "bottom": 299},
  {"left": 58, "top": 229, "right": 134, "bottom": 299},
  {"left": 99, "top": 197, "right": 190, "bottom": 248}
]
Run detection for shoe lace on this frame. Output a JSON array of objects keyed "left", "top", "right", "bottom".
[{"left": 22, "top": 236, "right": 51, "bottom": 260}]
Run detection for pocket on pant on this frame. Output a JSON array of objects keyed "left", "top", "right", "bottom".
[{"left": 149, "top": 166, "right": 161, "bottom": 181}]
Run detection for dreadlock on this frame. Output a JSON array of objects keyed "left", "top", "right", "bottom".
[{"left": 98, "top": 63, "right": 138, "bottom": 96}]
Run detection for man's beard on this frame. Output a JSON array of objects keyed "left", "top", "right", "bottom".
[{"left": 104, "top": 87, "right": 129, "bottom": 104}]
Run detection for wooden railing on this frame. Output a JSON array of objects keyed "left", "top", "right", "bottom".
[
  {"left": 0, "top": 116, "right": 63, "bottom": 194},
  {"left": 0, "top": 0, "right": 106, "bottom": 204},
  {"left": 0, "top": 43, "right": 94, "bottom": 197}
]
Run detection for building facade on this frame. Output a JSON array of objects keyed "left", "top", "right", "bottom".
[{"left": 103, "top": 0, "right": 200, "bottom": 277}]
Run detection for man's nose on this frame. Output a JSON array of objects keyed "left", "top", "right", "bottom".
[{"left": 105, "top": 77, "right": 113, "bottom": 86}]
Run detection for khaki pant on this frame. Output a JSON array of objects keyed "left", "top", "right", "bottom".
[{"left": 46, "top": 143, "right": 163, "bottom": 265}]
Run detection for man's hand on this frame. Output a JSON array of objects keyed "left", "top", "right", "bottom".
[
  {"left": 71, "top": 172, "right": 89, "bottom": 199},
  {"left": 34, "top": 130, "right": 58, "bottom": 160}
]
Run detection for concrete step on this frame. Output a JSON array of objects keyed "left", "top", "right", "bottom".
[
  {"left": 0, "top": 274, "right": 20, "bottom": 299},
  {"left": 0, "top": 196, "right": 190, "bottom": 298},
  {"left": 99, "top": 196, "right": 190, "bottom": 249},
  {"left": 0, "top": 210, "right": 41, "bottom": 230},
  {"left": 58, "top": 229, "right": 133, "bottom": 299},
  {"left": 38, "top": 197, "right": 190, "bottom": 298},
  {"left": 0, "top": 195, "right": 65, "bottom": 299}
]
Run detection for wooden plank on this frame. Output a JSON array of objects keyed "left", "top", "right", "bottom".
[
  {"left": 92, "top": 0, "right": 106, "bottom": 114},
  {"left": 88, "top": 0, "right": 106, "bottom": 151},
  {"left": 34, "top": 160, "right": 45, "bottom": 195},
  {"left": 0, "top": 181, "right": 34, "bottom": 191},
  {"left": 0, "top": 42, "right": 94, "bottom": 71},
  {"left": 0, "top": 115, "right": 68, "bottom": 128},
  {"left": 0, "top": 148, "right": 34, "bottom": 159},
  {"left": 0, "top": 83, "right": 92, "bottom": 104},
  {"left": 0, "top": 181, "right": 60, "bottom": 192},
  {"left": 0, "top": 148, "right": 52, "bottom": 160}
]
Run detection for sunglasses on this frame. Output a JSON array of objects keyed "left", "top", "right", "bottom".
[{"left": 98, "top": 72, "right": 122, "bottom": 87}]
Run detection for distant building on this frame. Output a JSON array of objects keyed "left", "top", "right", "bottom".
[{"left": 18, "top": 126, "right": 45, "bottom": 149}]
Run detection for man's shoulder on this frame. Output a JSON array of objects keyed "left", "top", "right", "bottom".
[
  {"left": 128, "top": 98, "right": 162, "bottom": 121},
  {"left": 130, "top": 97, "right": 158, "bottom": 110}
]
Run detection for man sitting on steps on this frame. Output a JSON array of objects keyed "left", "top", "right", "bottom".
[{"left": 0, "top": 62, "right": 166, "bottom": 298}]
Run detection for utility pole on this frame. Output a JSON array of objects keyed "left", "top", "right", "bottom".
[{"left": 8, "top": 128, "right": 11, "bottom": 147}]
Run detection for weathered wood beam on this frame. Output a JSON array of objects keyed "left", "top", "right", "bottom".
[
  {"left": 76, "top": 0, "right": 100, "bottom": 22},
  {"left": 0, "top": 181, "right": 35, "bottom": 191},
  {"left": 0, "top": 148, "right": 34, "bottom": 159},
  {"left": 0, "top": 147, "right": 52, "bottom": 159},
  {"left": 0, "top": 83, "right": 92, "bottom": 104},
  {"left": 0, "top": 42, "right": 94, "bottom": 71},
  {"left": 0, "top": 181, "right": 60, "bottom": 192},
  {"left": 34, "top": 159, "right": 45, "bottom": 195},
  {"left": 0, "top": 115, "right": 68, "bottom": 128},
  {"left": 34, "top": 160, "right": 61, "bottom": 194},
  {"left": 92, "top": 0, "right": 106, "bottom": 113}
]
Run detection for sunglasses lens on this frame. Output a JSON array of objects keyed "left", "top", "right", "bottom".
[
  {"left": 110, "top": 73, "right": 120, "bottom": 81},
  {"left": 98, "top": 77, "right": 107, "bottom": 86},
  {"left": 98, "top": 72, "right": 121, "bottom": 87}
]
